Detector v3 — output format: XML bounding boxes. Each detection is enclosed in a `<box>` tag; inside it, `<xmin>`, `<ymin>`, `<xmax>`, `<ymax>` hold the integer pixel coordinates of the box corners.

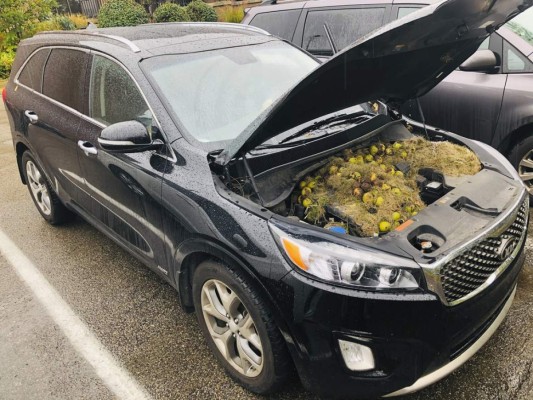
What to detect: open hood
<box><xmin>216</xmin><ymin>0</ymin><xmax>532</xmax><ymax>165</ymax></box>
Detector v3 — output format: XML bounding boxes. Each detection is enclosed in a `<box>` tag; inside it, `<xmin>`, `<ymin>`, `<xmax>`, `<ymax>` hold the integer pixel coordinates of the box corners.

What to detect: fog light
<box><xmin>338</xmin><ymin>339</ymin><xmax>375</xmax><ymax>371</ymax></box>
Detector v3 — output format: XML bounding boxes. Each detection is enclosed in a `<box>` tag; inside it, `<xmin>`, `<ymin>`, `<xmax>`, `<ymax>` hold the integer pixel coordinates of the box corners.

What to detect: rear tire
<box><xmin>509</xmin><ymin>136</ymin><xmax>533</xmax><ymax>202</ymax></box>
<box><xmin>21</xmin><ymin>151</ymin><xmax>73</xmax><ymax>225</ymax></box>
<box><xmin>192</xmin><ymin>260</ymin><xmax>290</xmax><ymax>394</ymax></box>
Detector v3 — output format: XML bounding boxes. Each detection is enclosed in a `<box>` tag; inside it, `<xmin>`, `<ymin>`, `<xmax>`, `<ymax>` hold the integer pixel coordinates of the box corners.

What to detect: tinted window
<box><xmin>303</xmin><ymin>8</ymin><xmax>385</xmax><ymax>56</ymax></box>
<box><xmin>89</xmin><ymin>55</ymin><xmax>151</xmax><ymax>127</ymax></box>
<box><xmin>18</xmin><ymin>48</ymin><xmax>50</xmax><ymax>92</ymax></box>
<box><xmin>249</xmin><ymin>10</ymin><xmax>301</xmax><ymax>41</ymax></box>
<box><xmin>504</xmin><ymin>41</ymin><xmax>533</xmax><ymax>73</ymax></box>
<box><xmin>42</xmin><ymin>49</ymin><xmax>90</xmax><ymax>112</ymax></box>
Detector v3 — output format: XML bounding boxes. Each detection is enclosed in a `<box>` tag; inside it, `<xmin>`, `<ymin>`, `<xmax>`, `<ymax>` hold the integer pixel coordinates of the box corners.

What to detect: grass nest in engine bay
<box><xmin>299</xmin><ymin>137</ymin><xmax>482</xmax><ymax>237</ymax></box>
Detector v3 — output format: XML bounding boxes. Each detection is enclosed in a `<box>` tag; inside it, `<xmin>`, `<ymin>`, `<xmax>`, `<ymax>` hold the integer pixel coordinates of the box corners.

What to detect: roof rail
<box><xmin>35</xmin><ymin>31</ymin><xmax>141</xmax><ymax>53</ymax></box>
<box><xmin>167</xmin><ymin>22</ymin><xmax>271</xmax><ymax>36</ymax></box>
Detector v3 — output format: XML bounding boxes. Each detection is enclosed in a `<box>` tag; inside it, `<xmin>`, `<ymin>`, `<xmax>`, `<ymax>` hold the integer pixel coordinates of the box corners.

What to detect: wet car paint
<box><xmin>3</xmin><ymin>14</ymin><xmax>532</xmax><ymax>398</ymax></box>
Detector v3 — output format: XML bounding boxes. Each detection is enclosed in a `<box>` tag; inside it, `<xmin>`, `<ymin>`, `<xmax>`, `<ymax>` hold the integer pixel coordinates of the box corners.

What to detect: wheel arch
<box><xmin>15</xmin><ymin>141</ymin><xmax>30</xmax><ymax>184</ymax></box>
<box><xmin>173</xmin><ymin>239</ymin><xmax>293</xmax><ymax>338</ymax></box>
<box><xmin>497</xmin><ymin>122</ymin><xmax>533</xmax><ymax>158</ymax></box>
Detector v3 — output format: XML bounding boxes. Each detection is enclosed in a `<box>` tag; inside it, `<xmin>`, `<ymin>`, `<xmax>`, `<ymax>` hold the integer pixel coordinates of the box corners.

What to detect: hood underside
<box><xmin>217</xmin><ymin>0</ymin><xmax>533</xmax><ymax>165</ymax></box>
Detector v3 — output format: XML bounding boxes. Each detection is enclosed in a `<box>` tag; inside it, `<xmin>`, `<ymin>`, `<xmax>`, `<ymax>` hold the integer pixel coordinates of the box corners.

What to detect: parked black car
<box><xmin>243</xmin><ymin>0</ymin><xmax>533</xmax><ymax>198</ymax></box>
<box><xmin>2</xmin><ymin>0</ymin><xmax>531</xmax><ymax>397</ymax></box>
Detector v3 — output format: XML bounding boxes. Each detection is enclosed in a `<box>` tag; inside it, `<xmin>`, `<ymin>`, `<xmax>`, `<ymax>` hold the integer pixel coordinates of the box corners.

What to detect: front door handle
<box><xmin>78</xmin><ymin>140</ymin><xmax>98</xmax><ymax>156</ymax></box>
<box><xmin>24</xmin><ymin>110</ymin><xmax>38</xmax><ymax>124</ymax></box>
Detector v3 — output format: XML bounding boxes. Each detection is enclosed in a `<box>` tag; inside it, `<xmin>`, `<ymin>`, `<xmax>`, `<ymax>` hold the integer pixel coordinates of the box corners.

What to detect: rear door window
<box><xmin>249</xmin><ymin>10</ymin><xmax>301</xmax><ymax>41</ymax></box>
<box><xmin>17</xmin><ymin>48</ymin><xmax>51</xmax><ymax>93</ymax></box>
<box><xmin>302</xmin><ymin>8</ymin><xmax>386</xmax><ymax>56</ymax></box>
<box><xmin>89</xmin><ymin>55</ymin><xmax>151</xmax><ymax>127</ymax></box>
<box><xmin>42</xmin><ymin>48</ymin><xmax>90</xmax><ymax>113</ymax></box>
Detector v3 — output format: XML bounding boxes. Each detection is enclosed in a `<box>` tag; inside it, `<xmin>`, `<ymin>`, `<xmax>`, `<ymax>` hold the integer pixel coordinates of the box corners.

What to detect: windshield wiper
<box><xmin>276</xmin><ymin>113</ymin><xmax>350</xmax><ymax>145</ymax></box>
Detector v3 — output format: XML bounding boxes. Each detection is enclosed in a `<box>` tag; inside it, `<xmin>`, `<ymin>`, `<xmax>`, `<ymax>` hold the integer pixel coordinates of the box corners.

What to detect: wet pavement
<box><xmin>0</xmin><ymin>106</ymin><xmax>532</xmax><ymax>400</ymax></box>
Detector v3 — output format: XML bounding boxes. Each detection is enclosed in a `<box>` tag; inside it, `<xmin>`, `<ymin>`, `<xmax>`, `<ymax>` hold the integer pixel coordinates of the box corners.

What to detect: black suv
<box><xmin>2</xmin><ymin>1</ymin><xmax>531</xmax><ymax>397</ymax></box>
<box><xmin>243</xmin><ymin>0</ymin><xmax>533</xmax><ymax>198</ymax></box>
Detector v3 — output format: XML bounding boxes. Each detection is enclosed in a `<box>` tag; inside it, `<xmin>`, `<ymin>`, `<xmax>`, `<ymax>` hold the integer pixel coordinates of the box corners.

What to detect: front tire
<box><xmin>21</xmin><ymin>151</ymin><xmax>73</xmax><ymax>225</ymax></box>
<box><xmin>192</xmin><ymin>260</ymin><xmax>290</xmax><ymax>394</ymax></box>
<box><xmin>509</xmin><ymin>136</ymin><xmax>533</xmax><ymax>201</ymax></box>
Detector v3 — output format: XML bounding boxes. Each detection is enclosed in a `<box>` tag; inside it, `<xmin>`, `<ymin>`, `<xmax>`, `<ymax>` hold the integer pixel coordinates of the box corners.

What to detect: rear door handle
<box><xmin>24</xmin><ymin>110</ymin><xmax>38</xmax><ymax>124</ymax></box>
<box><xmin>78</xmin><ymin>140</ymin><xmax>98</xmax><ymax>156</ymax></box>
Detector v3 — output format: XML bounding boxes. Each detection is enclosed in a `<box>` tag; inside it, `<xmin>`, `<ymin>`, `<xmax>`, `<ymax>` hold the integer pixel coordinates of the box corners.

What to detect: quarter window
<box><xmin>89</xmin><ymin>55</ymin><xmax>151</xmax><ymax>127</ymax></box>
<box><xmin>397</xmin><ymin>7</ymin><xmax>420</xmax><ymax>19</ymax></box>
<box><xmin>249</xmin><ymin>10</ymin><xmax>301</xmax><ymax>41</ymax></box>
<box><xmin>42</xmin><ymin>48</ymin><xmax>90</xmax><ymax>113</ymax></box>
<box><xmin>504</xmin><ymin>41</ymin><xmax>533</xmax><ymax>73</ymax></box>
<box><xmin>302</xmin><ymin>8</ymin><xmax>385</xmax><ymax>56</ymax></box>
<box><xmin>18</xmin><ymin>48</ymin><xmax>51</xmax><ymax>92</ymax></box>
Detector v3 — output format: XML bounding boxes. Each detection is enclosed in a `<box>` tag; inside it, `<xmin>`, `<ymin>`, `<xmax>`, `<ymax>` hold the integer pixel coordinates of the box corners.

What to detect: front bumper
<box><xmin>385</xmin><ymin>284</ymin><xmax>516</xmax><ymax>397</ymax></box>
<box><xmin>272</xmin><ymin>240</ymin><xmax>525</xmax><ymax>399</ymax></box>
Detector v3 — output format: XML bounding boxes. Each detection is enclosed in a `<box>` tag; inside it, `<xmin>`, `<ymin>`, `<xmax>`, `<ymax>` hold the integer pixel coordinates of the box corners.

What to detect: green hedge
<box><xmin>97</xmin><ymin>0</ymin><xmax>149</xmax><ymax>28</ymax></box>
<box><xmin>153</xmin><ymin>3</ymin><xmax>189</xmax><ymax>23</ymax></box>
<box><xmin>186</xmin><ymin>0</ymin><xmax>217</xmax><ymax>22</ymax></box>
<box><xmin>0</xmin><ymin>51</ymin><xmax>15</xmax><ymax>79</ymax></box>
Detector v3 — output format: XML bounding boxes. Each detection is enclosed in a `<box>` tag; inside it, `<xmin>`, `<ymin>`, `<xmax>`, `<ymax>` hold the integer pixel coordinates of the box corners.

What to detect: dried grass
<box><xmin>297</xmin><ymin>137</ymin><xmax>481</xmax><ymax>237</ymax></box>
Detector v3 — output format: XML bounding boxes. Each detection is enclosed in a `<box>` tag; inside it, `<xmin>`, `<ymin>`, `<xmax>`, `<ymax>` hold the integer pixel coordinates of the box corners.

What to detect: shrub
<box><xmin>216</xmin><ymin>6</ymin><xmax>244</xmax><ymax>23</ymax></box>
<box><xmin>0</xmin><ymin>50</ymin><xmax>15</xmax><ymax>79</ymax></box>
<box><xmin>153</xmin><ymin>3</ymin><xmax>190</xmax><ymax>23</ymax></box>
<box><xmin>97</xmin><ymin>0</ymin><xmax>149</xmax><ymax>28</ymax></box>
<box><xmin>33</xmin><ymin>15</ymin><xmax>77</xmax><ymax>35</ymax></box>
<box><xmin>0</xmin><ymin>0</ymin><xmax>57</xmax><ymax>52</ymax></box>
<box><xmin>34</xmin><ymin>19</ymin><xmax>63</xmax><ymax>33</ymax></box>
<box><xmin>68</xmin><ymin>13</ymin><xmax>89</xmax><ymax>29</ymax></box>
<box><xmin>186</xmin><ymin>0</ymin><xmax>217</xmax><ymax>22</ymax></box>
<box><xmin>54</xmin><ymin>15</ymin><xmax>77</xmax><ymax>30</ymax></box>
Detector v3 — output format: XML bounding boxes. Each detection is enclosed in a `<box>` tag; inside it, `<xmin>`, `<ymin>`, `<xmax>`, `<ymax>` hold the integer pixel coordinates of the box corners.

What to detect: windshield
<box><xmin>506</xmin><ymin>8</ymin><xmax>533</xmax><ymax>46</ymax></box>
<box><xmin>143</xmin><ymin>41</ymin><xmax>318</xmax><ymax>145</ymax></box>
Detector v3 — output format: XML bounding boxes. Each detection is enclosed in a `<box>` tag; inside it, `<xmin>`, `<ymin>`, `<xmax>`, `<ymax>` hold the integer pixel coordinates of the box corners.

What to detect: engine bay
<box><xmin>217</xmin><ymin>118</ymin><xmax>485</xmax><ymax>240</ymax></box>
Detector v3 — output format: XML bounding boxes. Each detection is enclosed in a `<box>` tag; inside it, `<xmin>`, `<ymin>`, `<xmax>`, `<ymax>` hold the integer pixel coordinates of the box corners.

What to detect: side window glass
<box><xmin>504</xmin><ymin>41</ymin><xmax>533</xmax><ymax>73</ymax></box>
<box><xmin>303</xmin><ymin>8</ymin><xmax>385</xmax><ymax>56</ymax></box>
<box><xmin>249</xmin><ymin>10</ymin><xmax>301</xmax><ymax>41</ymax></box>
<box><xmin>89</xmin><ymin>55</ymin><xmax>152</xmax><ymax>128</ymax></box>
<box><xmin>397</xmin><ymin>7</ymin><xmax>420</xmax><ymax>19</ymax></box>
<box><xmin>478</xmin><ymin>37</ymin><xmax>490</xmax><ymax>51</ymax></box>
<box><xmin>18</xmin><ymin>48</ymin><xmax>51</xmax><ymax>92</ymax></box>
<box><xmin>42</xmin><ymin>49</ymin><xmax>90</xmax><ymax>112</ymax></box>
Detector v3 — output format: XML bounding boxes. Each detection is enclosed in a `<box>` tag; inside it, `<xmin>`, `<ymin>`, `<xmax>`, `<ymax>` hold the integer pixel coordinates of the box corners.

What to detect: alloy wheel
<box><xmin>519</xmin><ymin>149</ymin><xmax>533</xmax><ymax>195</ymax></box>
<box><xmin>26</xmin><ymin>160</ymin><xmax>52</xmax><ymax>216</ymax></box>
<box><xmin>200</xmin><ymin>279</ymin><xmax>264</xmax><ymax>377</ymax></box>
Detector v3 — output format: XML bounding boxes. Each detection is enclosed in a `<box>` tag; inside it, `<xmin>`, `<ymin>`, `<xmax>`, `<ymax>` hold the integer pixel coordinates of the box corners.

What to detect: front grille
<box><xmin>440</xmin><ymin>199</ymin><xmax>528</xmax><ymax>304</ymax></box>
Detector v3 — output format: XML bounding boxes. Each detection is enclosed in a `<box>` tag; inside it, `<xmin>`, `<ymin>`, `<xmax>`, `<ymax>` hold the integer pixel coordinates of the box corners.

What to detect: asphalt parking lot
<box><xmin>0</xmin><ymin>106</ymin><xmax>532</xmax><ymax>400</ymax></box>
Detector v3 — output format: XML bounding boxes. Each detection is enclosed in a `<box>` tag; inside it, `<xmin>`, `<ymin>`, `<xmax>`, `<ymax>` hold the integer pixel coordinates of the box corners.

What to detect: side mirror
<box><xmin>459</xmin><ymin>50</ymin><xmax>500</xmax><ymax>72</ymax></box>
<box><xmin>98</xmin><ymin>120</ymin><xmax>161</xmax><ymax>153</ymax></box>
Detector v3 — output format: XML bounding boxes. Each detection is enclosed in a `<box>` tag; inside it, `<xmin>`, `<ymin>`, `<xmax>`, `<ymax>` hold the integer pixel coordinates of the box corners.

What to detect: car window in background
<box><xmin>17</xmin><ymin>48</ymin><xmax>51</xmax><ymax>93</ymax></box>
<box><xmin>303</xmin><ymin>8</ymin><xmax>386</xmax><ymax>56</ymax></box>
<box><xmin>506</xmin><ymin>7</ymin><xmax>533</xmax><ymax>45</ymax></box>
<box><xmin>503</xmin><ymin>40</ymin><xmax>533</xmax><ymax>73</ymax></box>
<box><xmin>478</xmin><ymin>37</ymin><xmax>490</xmax><ymax>50</ymax></box>
<box><xmin>143</xmin><ymin>41</ymin><xmax>318</xmax><ymax>145</ymax></box>
<box><xmin>397</xmin><ymin>7</ymin><xmax>420</xmax><ymax>19</ymax></box>
<box><xmin>89</xmin><ymin>55</ymin><xmax>151</xmax><ymax>127</ymax></box>
<box><xmin>42</xmin><ymin>49</ymin><xmax>90</xmax><ymax>112</ymax></box>
<box><xmin>249</xmin><ymin>10</ymin><xmax>301</xmax><ymax>41</ymax></box>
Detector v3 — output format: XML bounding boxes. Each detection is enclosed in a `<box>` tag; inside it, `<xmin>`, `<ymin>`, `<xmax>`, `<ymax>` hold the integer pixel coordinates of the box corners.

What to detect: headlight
<box><xmin>269</xmin><ymin>220</ymin><xmax>420</xmax><ymax>290</ymax></box>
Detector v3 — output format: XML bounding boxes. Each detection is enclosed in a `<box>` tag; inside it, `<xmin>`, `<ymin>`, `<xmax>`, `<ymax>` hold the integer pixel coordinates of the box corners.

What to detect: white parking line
<box><xmin>0</xmin><ymin>229</ymin><xmax>152</xmax><ymax>400</ymax></box>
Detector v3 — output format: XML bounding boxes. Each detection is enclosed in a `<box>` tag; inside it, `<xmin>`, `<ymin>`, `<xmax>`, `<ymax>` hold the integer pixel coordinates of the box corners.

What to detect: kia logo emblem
<box><xmin>496</xmin><ymin>237</ymin><xmax>518</xmax><ymax>261</ymax></box>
